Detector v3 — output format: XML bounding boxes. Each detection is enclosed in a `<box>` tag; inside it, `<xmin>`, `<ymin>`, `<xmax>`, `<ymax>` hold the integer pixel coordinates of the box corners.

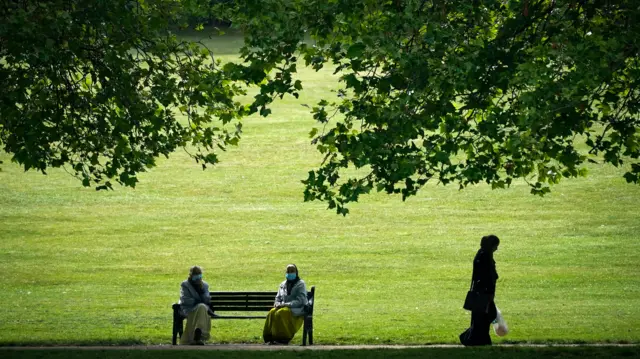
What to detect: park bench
<box><xmin>172</xmin><ymin>286</ymin><xmax>315</xmax><ymax>346</ymax></box>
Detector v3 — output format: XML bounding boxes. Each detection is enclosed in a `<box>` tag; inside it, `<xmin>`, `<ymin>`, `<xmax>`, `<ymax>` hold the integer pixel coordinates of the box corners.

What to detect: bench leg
<box><xmin>172</xmin><ymin>310</ymin><xmax>184</xmax><ymax>345</ymax></box>
<box><xmin>172</xmin><ymin>317</ymin><xmax>179</xmax><ymax>345</ymax></box>
<box><xmin>303</xmin><ymin>316</ymin><xmax>313</xmax><ymax>346</ymax></box>
<box><xmin>303</xmin><ymin>323</ymin><xmax>308</xmax><ymax>346</ymax></box>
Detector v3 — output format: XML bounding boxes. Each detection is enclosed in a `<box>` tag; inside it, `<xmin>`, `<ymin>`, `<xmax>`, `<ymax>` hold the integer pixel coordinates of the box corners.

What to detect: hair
<box><xmin>480</xmin><ymin>235</ymin><xmax>500</xmax><ymax>250</ymax></box>
<box><xmin>286</xmin><ymin>263</ymin><xmax>299</xmax><ymax>278</ymax></box>
<box><xmin>189</xmin><ymin>265</ymin><xmax>203</xmax><ymax>278</ymax></box>
<box><xmin>188</xmin><ymin>265</ymin><xmax>205</xmax><ymax>294</ymax></box>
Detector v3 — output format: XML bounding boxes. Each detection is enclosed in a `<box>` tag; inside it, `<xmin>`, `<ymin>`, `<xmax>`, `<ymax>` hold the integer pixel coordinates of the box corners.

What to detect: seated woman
<box><xmin>179</xmin><ymin>265</ymin><xmax>211</xmax><ymax>345</ymax></box>
<box><xmin>263</xmin><ymin>264</ymin><xmax>308</xmax><ymax>345</ymax></box>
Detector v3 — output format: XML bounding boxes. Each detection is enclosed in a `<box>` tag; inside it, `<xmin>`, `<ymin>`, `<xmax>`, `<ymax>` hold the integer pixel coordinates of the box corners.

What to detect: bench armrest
<box><xmin>304</xmin><ymin>286</ymin><xmax>315</xmax><ymax>316</ymax></box>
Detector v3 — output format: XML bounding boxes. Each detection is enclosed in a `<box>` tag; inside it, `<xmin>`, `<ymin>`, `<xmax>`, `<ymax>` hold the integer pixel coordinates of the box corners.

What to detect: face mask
<box><xmin>191</xmin><ymin>274</ymin><xmax>203</xmax><ymax>281</ymax></box>
<box><xmin>285</xmin><ymin>273</ymin><xmax>296</xmax><ymax>281</ymax></box>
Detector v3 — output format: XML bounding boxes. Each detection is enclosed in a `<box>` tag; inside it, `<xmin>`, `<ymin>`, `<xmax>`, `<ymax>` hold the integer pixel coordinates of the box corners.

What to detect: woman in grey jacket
<box><xmin>263</xmin><ymin>264</ymin><xmax>308</xmax><ymax>344</ymax></box>
<box><xmin>179</xmin><ymin>265</ymin><xmax>211</xmax><ymax>345</ymax></box>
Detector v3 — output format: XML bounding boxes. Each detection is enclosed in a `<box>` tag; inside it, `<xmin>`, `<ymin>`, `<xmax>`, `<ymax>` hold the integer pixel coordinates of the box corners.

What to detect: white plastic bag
<box><xmin>492</xmin><ymin>307</ymin><xmax>509</xmax><ymax>337</ymax></box>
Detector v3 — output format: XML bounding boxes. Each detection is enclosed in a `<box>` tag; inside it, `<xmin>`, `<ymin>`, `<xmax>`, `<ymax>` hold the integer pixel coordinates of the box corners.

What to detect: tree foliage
<box><xmin>230</xmin><ymin>0</ymin><xmax>640</xmax><ymax>214</ymax></box>
<box><xmin>2</xmin><ymin>0</ymin><xmax>639</xmax><ymax>215</ymax></box>
<box><xmin>0</xmin><ymin>0</ymin><xmax>245</xmax><ymax>189</ymax></box>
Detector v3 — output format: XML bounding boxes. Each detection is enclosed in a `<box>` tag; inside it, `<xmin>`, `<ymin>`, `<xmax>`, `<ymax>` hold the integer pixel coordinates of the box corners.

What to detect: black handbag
<box><xmin>463</xmin><ymin>279</ymin><xmax>490</xmax><ymax>312</ymax></box>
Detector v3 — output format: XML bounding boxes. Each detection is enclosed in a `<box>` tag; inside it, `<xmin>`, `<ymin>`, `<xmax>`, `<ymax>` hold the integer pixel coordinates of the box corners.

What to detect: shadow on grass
<box><xmin>0</xmin><ymin>339</ymin><xmax>145</xmax><ymax>347</ymax></box>
<box><xmin>1</xmin><ymin>338</ymin><xmax>637</xmax><ymax>346</ymax></box>
<box><xmin>175</xmin><ymin>27</ymin><xmax>245</xmax><ymax>56</ymax></box>
<box><xmin>1</xmin><ymin>347</ymin><xmax>639</xmax><ymax>359</ymax></box>
<box><xmin>174</xmin><ymin>25</ymin><xmax>317</xmax><ymax>57</ymax></box>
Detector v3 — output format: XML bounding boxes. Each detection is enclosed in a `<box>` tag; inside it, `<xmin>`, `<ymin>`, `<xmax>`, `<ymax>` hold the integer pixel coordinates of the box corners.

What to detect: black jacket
<box><xmin>471</xmin><ymin>248</ymin><xmax>499</xmax><ymax>295</ymax></box>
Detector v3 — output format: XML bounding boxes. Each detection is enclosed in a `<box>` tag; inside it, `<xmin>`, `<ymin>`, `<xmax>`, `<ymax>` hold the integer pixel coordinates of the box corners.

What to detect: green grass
<box><xmin>0</xmin><ymin>32</ymin><xmax>639</xmax><ymax>346</ymax></box>
<box><xmin>2</xmin><ymin>347</ymin><xmax>640</xmax><ymax>359</ymax></box>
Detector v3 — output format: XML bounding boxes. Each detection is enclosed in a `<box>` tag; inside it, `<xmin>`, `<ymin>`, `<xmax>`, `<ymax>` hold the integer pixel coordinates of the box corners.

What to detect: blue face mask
<box><xmin>285</xmin><ymin>273</ymin><xmax>296</xmax><ymax>281</ymax></box>
<box><xmin>191</xmin><ymin>274</ymin><xmax>203</xmax><ymax>281</ymax></box>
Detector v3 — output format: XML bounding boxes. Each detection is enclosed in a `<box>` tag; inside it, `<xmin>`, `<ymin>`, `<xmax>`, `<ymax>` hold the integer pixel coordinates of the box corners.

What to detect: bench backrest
<box><xmin>210</xmin><ymin>291</ymin><xmax>276</xmax><ymax>312</ymax></box>
<box><xmin>210</xmin><ymin>286</ymin><xmax>316</xmax><ymax>313</ymax></box>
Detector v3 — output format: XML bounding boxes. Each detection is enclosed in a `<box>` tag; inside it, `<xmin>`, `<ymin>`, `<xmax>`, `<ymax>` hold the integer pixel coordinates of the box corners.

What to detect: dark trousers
<box><xmin>460</xmin><ymin>301</ymin><xmax>496</xmax><ymax>346</ymax></box>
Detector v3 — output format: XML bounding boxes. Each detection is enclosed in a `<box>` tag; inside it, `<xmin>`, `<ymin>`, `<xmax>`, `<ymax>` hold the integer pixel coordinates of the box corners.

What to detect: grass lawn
<box><xmin>2</xmin><ymin>347</ymin><xmax>640</xmax><ymax>359</ymax></box>
<box><xmin>0</xmin><ymin>31</ymin><xmax>639</xmax><ymax>346</ymax></box>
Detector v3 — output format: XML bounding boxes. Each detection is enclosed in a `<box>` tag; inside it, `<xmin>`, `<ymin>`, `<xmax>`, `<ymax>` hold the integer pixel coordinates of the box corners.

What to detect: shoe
<box><xmin>193</xmin><ymin>328</ymin><xmax>203</xmax><ymax>345</ymax></box>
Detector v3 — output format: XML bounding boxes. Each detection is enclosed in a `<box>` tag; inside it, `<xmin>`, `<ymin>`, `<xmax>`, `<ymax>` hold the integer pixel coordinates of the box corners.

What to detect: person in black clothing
<box><xmin>460</xmin><ymin>235</ymin><xmax>500</xmax><ymax>346</ymax></box>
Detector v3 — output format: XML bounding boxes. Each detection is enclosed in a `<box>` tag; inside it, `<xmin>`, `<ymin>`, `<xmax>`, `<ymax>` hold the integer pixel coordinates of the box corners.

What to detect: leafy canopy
<box><xmin>1</xmin><ymin>0</ymin><xmax>639</xmax><ymax>216</ymax></box>
<box><xmin>230</xmin><ymin>0</ymin><xmax>640</xmax><ymax>215</ymax></box>
<box><xmin>0</xmin><ymin>0</ymin><xmax>245</xmax><ymax>189</ymax></box>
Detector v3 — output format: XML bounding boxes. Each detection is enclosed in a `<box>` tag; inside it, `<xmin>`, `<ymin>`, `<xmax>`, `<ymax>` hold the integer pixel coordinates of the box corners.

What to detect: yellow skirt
<box><xmin>262</xmin><ymin>307</ymin><xmax>304</xmax><ymax>343</ymax></box>
<box><xmin>180</xmin><ymin>303</ymin><xmax>211</xmax><ymax>344</ymax></box>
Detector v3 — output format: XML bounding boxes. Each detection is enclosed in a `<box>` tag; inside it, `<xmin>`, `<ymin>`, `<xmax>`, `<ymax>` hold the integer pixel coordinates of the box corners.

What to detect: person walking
<box><xmin>460</xmin><ymin>235</ymin><xmax>500</xmax><ymax>346</ymax></box>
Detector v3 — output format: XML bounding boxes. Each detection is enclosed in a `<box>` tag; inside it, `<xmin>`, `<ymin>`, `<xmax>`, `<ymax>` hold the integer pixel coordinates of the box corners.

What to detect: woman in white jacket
<box><xmin>263</xmin><ymin>264</ymin><xmax>308</xmax><ymax>344</ymax></box>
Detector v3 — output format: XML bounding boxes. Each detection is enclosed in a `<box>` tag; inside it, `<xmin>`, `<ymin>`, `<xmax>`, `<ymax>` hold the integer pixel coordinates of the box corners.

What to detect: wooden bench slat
<box><xmin>212</xmin><ymin>304</ymin><xmax>274</xmax><ymax>309</ymax></box>
<box><xmin>211</xmin><ymin>301</ymin><xmax>274</xmax><ymax>306</ymax></box>
<box><xmin>213</xmin><ymin>315</ymin><xmax>267</xmax><ymax>319</ymax></box>
<box><xmin>211</xmin><ymin>296</ymin><xmax>275</xmax><ymax>301</ymax></box>
<box><xmin>212</xmin><ymin>294</ymin><xmax>275</xmax><ymax>298</ymax></box>
<box><xmin>211</xmin><ymin>306</ymin><xmax>273</xmax><ymax>311</ymax></box>
<box><xmin>210</xmin><ymin>291</ymin><xmax>276</xmax><ymax>296</ymax></box>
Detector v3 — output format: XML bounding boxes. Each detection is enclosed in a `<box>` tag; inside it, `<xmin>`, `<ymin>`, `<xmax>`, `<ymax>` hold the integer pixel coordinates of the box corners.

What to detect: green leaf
<box><xmin>346</xmin><ymin>42</ymin><xmax>366</xmax><ymax>58</ymax></box>
<box><xmin>309</xmin><ymin>128</ymin><xmax>319</xmax><ymax>138</ymax></box>
<box><xmin>623</xmin><ymin>172</ymin><xmax>637</xmax><ymax>183</ymax></box>
<box><xmin>578</xmin><ymin>168</ymin><xmax>588</xmax><ymax>177</ymax></box>
<box><xmin>259</xmin><ymin>107</ymin><xmax>272</xmax><ymax>117</ymax></box>
<box><xmin>204</xmin><ymin>153</ymin><xmax>218</xmax><ymax>164</ymax></box>
<box><xmin>435</xmin><ymin>151</ymin><xmax>450</xmax><ymax>164</ymax></box>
